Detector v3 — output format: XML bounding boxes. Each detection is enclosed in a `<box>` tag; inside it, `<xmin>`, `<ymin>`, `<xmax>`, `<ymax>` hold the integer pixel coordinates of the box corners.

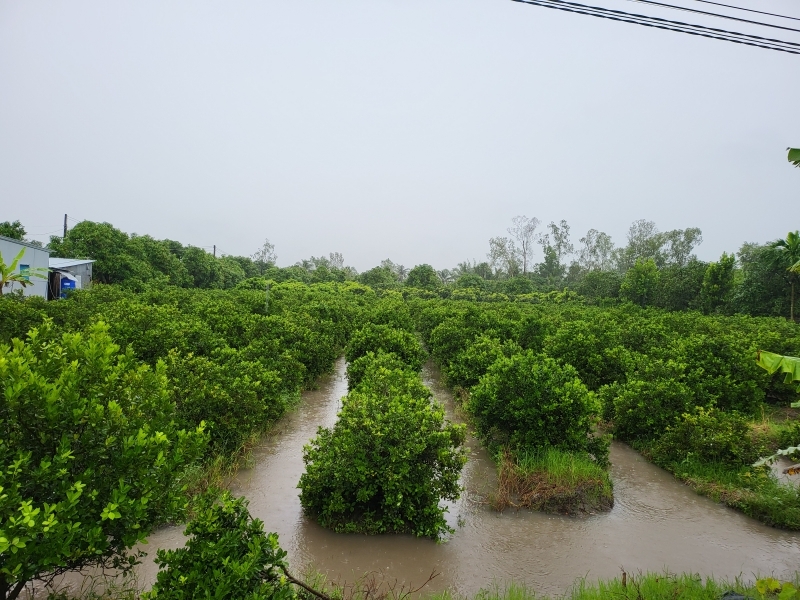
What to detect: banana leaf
<box><xmin>790</xmin><ymin>148</ymin><xmax>800</xmax><ymax>167</ymax></box>
<box><xmin>753</xmin><ymin>351</ymin><xmax>800</xmax><ymax>469</ymax></box>
<box><xmin>756</xmin><ymin>350</ymin><xmax>800</xmax><ymax>384</ymax></box>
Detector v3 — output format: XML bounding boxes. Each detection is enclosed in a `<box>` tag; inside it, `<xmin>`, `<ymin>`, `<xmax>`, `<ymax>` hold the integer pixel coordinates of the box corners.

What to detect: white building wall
<box><xmin>0</xmin><ymin>236</ymin><xmax>50</xmax><ymax>299</ymax></box>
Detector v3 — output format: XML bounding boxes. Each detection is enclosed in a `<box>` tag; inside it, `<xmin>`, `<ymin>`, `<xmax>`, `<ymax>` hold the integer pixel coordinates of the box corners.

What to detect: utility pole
<box><xmin>63</xmin><ymin>214</ymin><xmax>68</xmax><ymax>239</ymax></box>
<box><xmin>213</xmin><ymin>245</ymin><xmax>216</xmax><ymax>258</ymax></box>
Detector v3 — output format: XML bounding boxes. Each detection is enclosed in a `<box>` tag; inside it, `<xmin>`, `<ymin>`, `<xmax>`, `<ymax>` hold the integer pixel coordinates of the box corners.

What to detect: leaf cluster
<box><xmin>144</xmin><ymin>492</ymin><xmax>294</xmax><ymax>600</ymax></box>
<box><xmin>0</xmin><ymin>322</ymin><xmax>207</xmax><ymax>597</ymax></box>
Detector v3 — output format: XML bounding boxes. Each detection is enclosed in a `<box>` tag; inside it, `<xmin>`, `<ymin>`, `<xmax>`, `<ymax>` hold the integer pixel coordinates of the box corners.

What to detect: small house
<box><xmin>49</xmin><ymin>258</ymin><xmax>95</xmax><ymax>297</ymax></box>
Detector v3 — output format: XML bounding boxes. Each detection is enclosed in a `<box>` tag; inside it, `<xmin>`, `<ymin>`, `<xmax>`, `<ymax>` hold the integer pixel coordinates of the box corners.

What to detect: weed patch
<box><xmin>492</xmin><ymin>448</ymin><xmax>613</xmax><ymax>514</ymax></box>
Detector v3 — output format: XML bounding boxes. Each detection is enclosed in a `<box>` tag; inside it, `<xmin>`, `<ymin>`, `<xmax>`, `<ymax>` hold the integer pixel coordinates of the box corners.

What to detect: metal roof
<box><xmin>49</xmin><ymin>258</ymin><xmax>95</xmax><ymax>268</ymax></box>
<box><xmin>0</xmin><ymin>235</ymin><xmax>51</xmax><ymax>252</ymax></box>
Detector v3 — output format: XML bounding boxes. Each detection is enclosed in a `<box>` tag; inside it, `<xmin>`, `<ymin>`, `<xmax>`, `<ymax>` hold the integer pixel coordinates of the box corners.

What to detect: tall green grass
<box><xmin>655</xmin><ymin>454</ymin><xmax>800</xmax><ymax>530</ymax></box>
<box><xmin>494</xmin><ymin>448</ymin><xmax>612</xmax><ymax>513</ymax></box>
<box><xmin>429</xmin><ymin>572</ymin><xmax>775</xmax><ymax>600</ymax></box>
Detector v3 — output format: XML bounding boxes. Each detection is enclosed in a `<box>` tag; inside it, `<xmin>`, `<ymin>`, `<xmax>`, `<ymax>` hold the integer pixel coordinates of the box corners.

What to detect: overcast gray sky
<box><xmin>1</xmin><ymin>0</ymin><xmax>797</xmax><ymax>271</ymax></box>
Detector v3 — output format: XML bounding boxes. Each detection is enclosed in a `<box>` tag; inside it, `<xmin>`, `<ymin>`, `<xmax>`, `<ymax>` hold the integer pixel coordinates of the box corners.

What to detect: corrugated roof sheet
<box><xmin>0</xmin><ymin>235</ymin><xmax>51</xmax><ymax>252</ymax></box>
<box><xmin>49</xmin><ymin>258</ymin><xmax>95</xmax><ymax>268</ymax></box>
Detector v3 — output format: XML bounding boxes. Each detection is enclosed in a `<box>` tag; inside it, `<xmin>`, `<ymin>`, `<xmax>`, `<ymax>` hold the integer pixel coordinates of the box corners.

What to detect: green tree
<box><xmin>614</xmin><ymin>220</ymin><xmax>664</xmax><ymax>270</ymax></box>
<box><xmin>573</xmin><ymin>270</ymin><xmax>622</xmax><ymax>301</ymax></box>
<box><xmin>770</xmin><ymin>231</ymin><xmax>800</xmax><ymax>321</ymax></box>
<box><xmin>182</xmin><ymin>246</ymin><xmax>222</xmax><ymax>288</ymax></box>
<box><xmin>218</xmin><ymin>256</ymin><xmax>248</xmax><ymax>289</ymax></box>
<box><xmin>500</xmin><ymin>276</ymin><xmax>535</xmax><ymax>295</ymax></box>
<box><xmin>731</xmin><ymin>242</ymin><xmax>790</xmax><ymax>317</ymax></box>
<box><xmin>577</xmin><ymin>229</ymin><xmax>615</xmax><ymax>271</ymax></box>
<box><xmin>0</xmin><ymin>222</ymin><xmax>25</xmax><ymax>241</ymax></box>
<box><xmin>619</xmin><ymin>258</ymin><xmax>660</xmax><ymax>307</ymax></box>
<box><xmin>251</xmin><ymin>239</ymin><xmax>277</xmax><ymax>276</ymax></box>
<box><xmin>534</xmin><ymin>246</ymin><xmax>566</xmax><ymax>283</ymax></box>
<box><xmin>454</xmin><ymin>273</ymin><xmax>486</xmax><ymax>289</ymax></box>
<box><xmin>652</xmin><ymin>259</ymin><xmax>706</xmax><ymax>311</ymax></box>
<box><xmin>405</xmin><ymin>264</ymin><xmax>440</xmax><ymax>290</ymax></box>
<box><xmin>126</xmin><ymin>235</ymin><xmax>192</xmax><ymax>287</ymax></box>
<box><xmin>358</xmin><ymin>266</ymin><xmax>399</xmax><ymax>289</ymax></box>
<box><xmin>49</xmin><ymin>221</ymin><xmax>151</xmax><ymax>285</ymax></box>
<box><xmin>700</xmin><ymin>252</ymin><xmax>736</xmax><ymax>314</ymax></box>
<box><xmin>0</xmin><ymin>322</ymin><xmax>207</xmax><ymax>600</ymax></box>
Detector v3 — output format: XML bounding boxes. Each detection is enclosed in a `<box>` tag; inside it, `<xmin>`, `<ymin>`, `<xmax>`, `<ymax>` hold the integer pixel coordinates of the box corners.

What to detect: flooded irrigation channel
<box><xmin>136</xmin><ymin>358</ymin><xmax>798</xmax><ymax>597</ymax></box>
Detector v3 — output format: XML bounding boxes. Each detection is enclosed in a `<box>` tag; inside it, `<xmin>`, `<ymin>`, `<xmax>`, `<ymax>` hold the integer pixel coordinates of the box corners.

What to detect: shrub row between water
<box><xmin>411</xmin><ymin>297</ymin><xmax>800</xmax><ymax>524</ymax></box>
<box><xmin>299</xmin><ymin>299</ymin><xmax>467</xmax><ymax>538</ymax></box>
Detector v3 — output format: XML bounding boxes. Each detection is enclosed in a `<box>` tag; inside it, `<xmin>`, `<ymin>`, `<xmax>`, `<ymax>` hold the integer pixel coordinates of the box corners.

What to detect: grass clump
<box><xmin>429</xmin><ymin>572</ymin><xmax>774</xmax><ymax>600</ymax></box>
<box><xmin>493</xmin><ymin>448</ymin><xmax>613</xmax><ymax>514</ymax></box>
<box><xmin>652</xmin><ymin>454</ymin><xmax>800</xmax><ymax>530</ymax></box>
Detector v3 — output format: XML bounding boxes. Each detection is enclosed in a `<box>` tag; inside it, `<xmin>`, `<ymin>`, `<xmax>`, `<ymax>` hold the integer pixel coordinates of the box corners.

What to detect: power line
<box><xmin>510</xmin><ymin>0</ymin><xmax>800</xmax><ymax>54</ymax></box>
<box><xmin>26</xmin><ymin>229</ymin><xmax>63</xmax><ymax>235</ymax></box>
<box><xmin>626</xmin><ymin>0</ymin><xmax>800</xmax><ymax>33</ymax></box>
<box><xmin>689</xmin><ymin>0</ymin><xmax>800</xmax><ymax>23</ymax></box>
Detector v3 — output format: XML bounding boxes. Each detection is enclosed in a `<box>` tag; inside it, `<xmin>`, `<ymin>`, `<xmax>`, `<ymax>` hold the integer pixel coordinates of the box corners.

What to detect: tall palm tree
<box><xmin>789</xmin><ymin>148</ymin><xmax>800</xmax><ymax>168</ymax></box>
<box><xmin>770</xmin><ymin>231</ymin><xmax>800</xmax><ymax>322</ymax></box>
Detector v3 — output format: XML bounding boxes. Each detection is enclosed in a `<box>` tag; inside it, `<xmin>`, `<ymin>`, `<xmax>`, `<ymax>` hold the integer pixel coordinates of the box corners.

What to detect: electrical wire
<box><xmin>689</xmin><ymin>0</ymin><xmax>800</xmax><ymax>23</ymax></box>
<box><xmin>626</xmin><ymin>0</ymin><xmax>800</xmax><ymax>33</ymax></box>
<box><xmin>26</xmin><ymin>229</ymin><xmax>63</xmax><ymax>236</ymax></box>
<box><xmin>511</xmin><ymin>0</ymin><xmax>800</xmax><ymax>54</ymax></box>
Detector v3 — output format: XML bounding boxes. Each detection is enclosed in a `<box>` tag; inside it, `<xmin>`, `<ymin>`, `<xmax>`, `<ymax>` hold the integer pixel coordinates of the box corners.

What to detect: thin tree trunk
<box><xmin>7</xmin><ymin>581</ymin><xmax>26</xmax><ymax>600</ymax></box>
<box><xmin>792</xmin><ymin>281</ymin><xmax>795</xmax><ymax>323</ymax></box>
<box><xmin>2</xmin><ymin>579</ymin><xmax>27</xmax><ymax>600</ymax></box>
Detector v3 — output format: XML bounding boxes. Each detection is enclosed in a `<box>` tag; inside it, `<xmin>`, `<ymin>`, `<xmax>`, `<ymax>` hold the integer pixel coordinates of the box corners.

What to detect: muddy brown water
<box><xmin>46</xmin><ymin>358</ymin><xmax>800</xmax><ymax>598</ymax></box>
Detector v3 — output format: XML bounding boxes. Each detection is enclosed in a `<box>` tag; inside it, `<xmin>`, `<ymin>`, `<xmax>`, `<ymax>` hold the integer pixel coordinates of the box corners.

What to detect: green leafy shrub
<box><xmin>345</xmin><ymin>350</ymin><xmax>410</xmax><ymax>391</ymax></box>
<box><xmin>543</xmin><ymin>319</ymin><xmax>628</xmax><ymax>390</ymax></box>
<box><xmin>427</xmin><ymin>317</ymin><xmax>475</xmax><ymax>368</ymax></box>
<box><xmin>0</xmin><ymin>295</ymin><xmax>47</xmax><ymax>344</ymax></box>
<box><xmin>611</xmin><ymin>360</ymin><xmax>696</xmax><ymax>443</ymax></box>
<box><xmin>345</xmin><ymin>324</ymin><xmax>425</xmax><ymax>372</ymax></box>
<box><xmin>298</xmin><ymin>364</ymin><xmax>466</xmax><ymax>538</ymax></box>
<box><xmin>144</xmin><ymin>491</ymin><xmax>293</xmax><ymax>600</ymax></box>
<box><xmin>0</xmin><ymin>322</ymin><xmax>207</xmax><ymax>599</ymax></box>
<box><xmin>166</xmin><ymin>350</ymin><xmax>285</xmax><ymax>457</ymax></box>
<box><xmin>652</xmin><ymin>407</ymin><xmax>759</xmax><ymax>467</ymax></box>
<box><xmin>468</xmin><ymin>351</ymin><xmax>601</xmax><ymax>457</ymax></box>
<box><xmin>666</xmin><ymin>333</ymin><xmax>764</xmax><ymax>415</ymax></box>
<box><xmin>619</xmin><ymin>258</ymin><xmax>660</xmax><ymax>307</ymax></box>
<box><xmin>515</xmin><ymin>313</ymin><xmax>549</xmax><ymax>352</ymax></box>
<box><xmin>367</xmin><ymin>296</ymin><xmax>415</xmax><ymax>332</ymax></box>
<box><xmin>445</xmin><ymin>335</ymin><xmax>521</xmax><ymax>390</ymax></box>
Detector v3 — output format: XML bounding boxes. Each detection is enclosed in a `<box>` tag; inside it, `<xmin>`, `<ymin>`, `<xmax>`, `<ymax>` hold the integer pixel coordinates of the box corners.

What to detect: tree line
<box><xmin>2</xmin><ymin>217</ymin><xmax>798</xmax><ymax>320</ymax></box>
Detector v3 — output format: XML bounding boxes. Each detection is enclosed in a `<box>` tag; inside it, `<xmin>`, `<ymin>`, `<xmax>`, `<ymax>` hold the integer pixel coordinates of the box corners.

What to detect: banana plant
<box><xmin>757</xmin><ymin>350</ymin><xmax>800</xmax><ymax>399</ymax></box>
<box><xmin>0</xmin><ymin>248</ymin><xmax>48</xmax><ymax>296</ymax></box>
<box><xmin>753</xmin><ymin>350</ymin><xmax>800</xmax><ymax>470</ymax></box>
